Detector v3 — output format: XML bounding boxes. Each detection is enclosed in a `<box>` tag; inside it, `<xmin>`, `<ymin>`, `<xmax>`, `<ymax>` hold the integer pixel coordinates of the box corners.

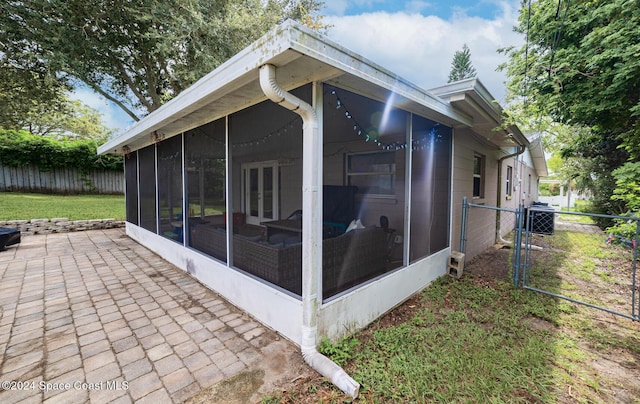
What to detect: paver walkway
<box><xmin>0</xmin><ymin>228</ymin><xmax>304</xmax><ymax>403</ymax></box>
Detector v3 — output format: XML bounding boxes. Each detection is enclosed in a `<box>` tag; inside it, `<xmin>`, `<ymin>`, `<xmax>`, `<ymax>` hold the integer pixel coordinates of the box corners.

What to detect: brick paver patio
<box><xmin>0</xmin><ymin>228</ymin><xmax>301</xmax><ymax>403</ymax></box>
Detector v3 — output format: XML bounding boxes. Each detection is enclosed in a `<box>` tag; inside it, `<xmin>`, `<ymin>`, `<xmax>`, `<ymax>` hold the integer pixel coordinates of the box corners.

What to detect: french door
<box><xmin>243</xmin><ymin>161</ymin><xmax>279</xmax><ymax>225</ymax></box>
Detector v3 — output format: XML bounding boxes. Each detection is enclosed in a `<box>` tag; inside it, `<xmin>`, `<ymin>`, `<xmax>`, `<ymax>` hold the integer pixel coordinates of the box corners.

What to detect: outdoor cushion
<box><xmin>0</xmin><ymin>227</ymin><xmax>20</xmax><ymax>251</ymax></box>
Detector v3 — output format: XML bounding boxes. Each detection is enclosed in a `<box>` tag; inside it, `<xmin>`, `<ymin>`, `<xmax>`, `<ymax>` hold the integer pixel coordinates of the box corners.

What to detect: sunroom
<box><xmin>98</xmin><ymin>20</ymin><xmax>500</xmax><ymax>352</ymax></box>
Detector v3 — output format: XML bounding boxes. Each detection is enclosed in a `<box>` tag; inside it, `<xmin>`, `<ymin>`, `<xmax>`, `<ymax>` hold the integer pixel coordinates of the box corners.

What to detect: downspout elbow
<box><xmin>259</xmin><ymin>64</ymin><xmax>315</xmax><ymax>123</ymax></box>
<box><xmin>301</xmin><ymin>344</ymin><xmax>360</xmax><ymax>398</ymax></box>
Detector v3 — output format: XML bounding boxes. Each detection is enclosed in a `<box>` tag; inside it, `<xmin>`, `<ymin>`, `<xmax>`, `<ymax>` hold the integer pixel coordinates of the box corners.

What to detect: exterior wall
<box><xmin>451</xmin><ymin>129</ymin><xmax>501</xmax><ymax>260</ymax></box>
<box><xmin>452</xmin><ymin>133</ymin><xmax>543</xmax><ymax>260</ymax></box>
<box><xmin>513</xmin><ymin>148</ymin><xmax>540</xmax><ymax>206</ymax></box>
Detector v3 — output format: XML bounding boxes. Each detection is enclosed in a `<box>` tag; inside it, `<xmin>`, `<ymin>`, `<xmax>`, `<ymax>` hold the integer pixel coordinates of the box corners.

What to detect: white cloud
<box><xmin>324</xmin><ymin>1</ymin><xmax>523</xmax><ymax>104</ymax></box>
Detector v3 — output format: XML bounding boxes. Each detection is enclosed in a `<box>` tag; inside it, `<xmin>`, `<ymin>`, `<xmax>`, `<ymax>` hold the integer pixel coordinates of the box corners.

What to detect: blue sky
<box><xmin>323</xmin><ymin>0</ymin><xmax>507</xmax><ymax>19</ymax></box>
<box><xmin>80</xmin><ymin>0</ymin><xmax>523</xmax><ymax>132</ymax></box>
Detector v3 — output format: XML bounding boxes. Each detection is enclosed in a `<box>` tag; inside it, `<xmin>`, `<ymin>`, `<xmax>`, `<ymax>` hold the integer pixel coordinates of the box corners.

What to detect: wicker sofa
<box><xmin>189</xmin><ymin>222</ymin><xmax>387</xmax><ymax>298</ymax></box>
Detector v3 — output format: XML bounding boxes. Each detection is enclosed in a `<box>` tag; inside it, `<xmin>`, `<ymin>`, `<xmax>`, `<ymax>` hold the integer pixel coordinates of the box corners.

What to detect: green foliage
<box><xmin>606</xmin><ymin>162</ymin><xmax>640</xmax><ymax>239</ymax></box>
<box><xmin>447</xmin><ymin>44</ymin><xmax>477</xmax><ymax>82</ymax></box>
<box><xmin>501</xmin><ymin>0</ymin><xmax>640</xmax><ymax>219</ymax></box>
<box><xmin>503</xmin><ymin>0</ymin><xmax>640</xmax><ymax>133</ymax></box>
<box><xmin>0</xmin><ymin>55</ymin><xmax>70</xmax><ymax>130</ymax></box>
<box><xmin>0</xmin><ymin>0</ymin><xmax>324</xmax><ymax>120</ymax></box>
<box><xmin>611</xmin><ymin>162</ymin><xmax>640</xmax><ymax>211</ymax></box>
<box><xmin>318</xmin><ymin>336</ymin><xmax>360</xmax><ymax>367</ymax></box>
<box><xmin>539</xmin><ymin>182</ymin><xmax>561</xmax><ymax>196</ymax></box>
<box><xmin>21</xmin><ymin>97</ymin><xmax>115</xmax><ymax>141</ymax></box>
<box><xmin>0</xmin><ymin>129</ymin><xmax>122</xmax><ymax>174</ymax></box>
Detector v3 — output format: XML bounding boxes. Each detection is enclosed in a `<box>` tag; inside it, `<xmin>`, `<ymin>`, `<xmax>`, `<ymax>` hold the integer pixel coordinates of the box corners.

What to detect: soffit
<box><xmin>430</xmin><ymin>78</ymin><xmax>528</xmax><ymax>149</ymax></box>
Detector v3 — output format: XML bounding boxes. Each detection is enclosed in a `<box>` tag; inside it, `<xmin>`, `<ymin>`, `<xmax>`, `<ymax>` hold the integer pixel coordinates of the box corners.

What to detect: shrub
<box><xmin>0</xmin><ymin>129</ymin><xmax>122</xmax><ymax>174</ymax></box>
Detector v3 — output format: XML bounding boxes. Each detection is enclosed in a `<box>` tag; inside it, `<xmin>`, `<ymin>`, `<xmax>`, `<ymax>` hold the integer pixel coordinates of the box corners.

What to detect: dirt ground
<box><xmin>185</xmin><ymin>332</ymin><xmax>314</xmax><ymax>404</ymax></box>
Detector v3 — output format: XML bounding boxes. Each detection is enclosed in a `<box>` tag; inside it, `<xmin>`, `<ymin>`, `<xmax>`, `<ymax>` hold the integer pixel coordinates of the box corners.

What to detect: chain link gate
<box><xmin>461</xmin><ymin>197</ymin><xmax>640</xmax><ymax>321</ymax></box>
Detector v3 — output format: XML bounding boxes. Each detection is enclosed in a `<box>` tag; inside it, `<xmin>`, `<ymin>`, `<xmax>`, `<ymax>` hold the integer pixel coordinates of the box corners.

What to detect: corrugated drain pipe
<box><xmin>496</xmin><ymin>145</ymin><xmax>526</xmax><ymax>245</ymax></box>
<box><xmin>259</xmin><ymin>64</ymin><xmax>360</xmax><ymax>399</ymax></box>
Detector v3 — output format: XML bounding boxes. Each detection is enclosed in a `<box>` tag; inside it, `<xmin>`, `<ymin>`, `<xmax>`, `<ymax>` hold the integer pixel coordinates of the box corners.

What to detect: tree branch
<box><xmin>87</xmin><ymin>83</ymin><xmax>140</xmax><ymax>122</ymax></box>
<box><xmin>112</xmin><ymin>58</ymin><xmax>154</xmax><ymax>112</ymax></box>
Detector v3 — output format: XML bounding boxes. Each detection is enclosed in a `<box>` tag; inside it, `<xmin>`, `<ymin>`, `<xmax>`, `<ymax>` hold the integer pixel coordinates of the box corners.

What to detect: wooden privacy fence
<box><xmin>0</xmin><ymin>164</ymin><xmax>124</xmax><ymax>194</ymax></box>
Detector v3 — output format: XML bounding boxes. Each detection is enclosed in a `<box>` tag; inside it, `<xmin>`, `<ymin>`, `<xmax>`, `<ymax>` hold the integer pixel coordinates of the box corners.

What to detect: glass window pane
<box><xmin>473</xmin><ymin>177</ymin><xmax>481</xmax><ymax>198</ymax></box>
<box><xmin>249</xmin><ymin>168</ymin><xmax>259</xmax><ymax>217</ymax></box>
<box><xmin>348</xmin><ymin>173</ymin><xmax>394</xmax><ymax>195</ymax></box>
<box><xmin>347</xmin><ymin>151</ymin><xmax>396</xmax><ymax>196</ymax></box>
<box><xmin>473</xmin><ymin>155</ymin><xmax>481</xmax><ymax>175</ymax></box>
<box><xmin>263</xmin><ymin>166</ymin><xmax>273</xmax><ymax>219</ymax></box>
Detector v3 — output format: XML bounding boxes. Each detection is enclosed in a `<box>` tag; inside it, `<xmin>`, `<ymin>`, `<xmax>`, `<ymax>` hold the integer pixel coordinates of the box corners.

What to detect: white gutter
<box><xmin>258</xmin><ymin>64</ymin><xmax>360</xmax><ymax>399</ymax></box>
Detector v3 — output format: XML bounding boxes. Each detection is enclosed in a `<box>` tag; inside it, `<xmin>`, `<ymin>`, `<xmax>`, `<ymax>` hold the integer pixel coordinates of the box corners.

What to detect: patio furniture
<box><xmin>0</xmin><ymin>227</ymin><xmax>20</xmax><ymax>251</ymax></box>
<box><xmin>189</xmin><ymin>223</ymin><xmax>387</xmax><ymax>298</ymax></box>
<box><xmin>261</xmin><ymin>218</ymin><xmax>302</xmax><ymax>239</ymax></box>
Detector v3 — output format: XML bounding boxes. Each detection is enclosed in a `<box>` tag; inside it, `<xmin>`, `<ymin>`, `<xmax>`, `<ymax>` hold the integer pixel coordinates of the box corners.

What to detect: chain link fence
<box><xmin>521</xmin><ymin>208</ymin><xmax>640</xmax><ymax>321</ymax></box>
<box><xmin>461</xmin><ymin>198</ymin><xmax>640</xmax><ymax>321</ymax></box>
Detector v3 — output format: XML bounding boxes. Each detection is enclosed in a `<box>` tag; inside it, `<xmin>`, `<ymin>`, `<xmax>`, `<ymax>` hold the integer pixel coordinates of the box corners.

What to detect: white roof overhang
<box><xmin>429</xmin><ymin>78</ymin><xmax>529</xmax><ymax>149</ymax></box>
<box><xmin>99</xmin><ymin>20</ymin><xmax>475</xmax><ymax>155</ymax></box>
<box><xmin>526</xmin><ymin>133</ymin><xmax>549</xmax><ymax>177</ymax></box>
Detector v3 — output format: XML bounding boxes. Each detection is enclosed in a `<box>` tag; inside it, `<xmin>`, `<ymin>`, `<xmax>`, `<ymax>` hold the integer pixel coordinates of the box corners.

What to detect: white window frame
<box><xmin>346</xmin><ymin>151</ymin><xmax>396</xmax><ymax>198</ymax></box>
<box><xmin>473</xmin><ymin>153</ymin><xmax>485</xmax><ymax>199</ymax></box>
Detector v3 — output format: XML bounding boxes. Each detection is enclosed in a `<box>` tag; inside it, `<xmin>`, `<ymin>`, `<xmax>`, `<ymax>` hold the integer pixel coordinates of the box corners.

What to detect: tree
<box><xmin>0</xmin><ymin>0</ymin><xmax>324</xmax><ymax>122</ymax></box>
<box><xmin>0</xmin><ymin>55</ymin><xmax>70</xmax><ymax>130</ymax></box>
<box><xmin>24</xmin><ymin>97</ymin><xmax>115</xmax><ymax>142</ymax></box>
<box><xmin>447</xmin><ymin>44</ymin><xmax>477</xmax><ymax>82</ymax></box>
<box><xmin>500</xmin><ymin>0</ymin><xmax>640</xmax><ymax>217</ymax></box>
<box><xmin>0</xmin><ymin>58</ymin><xmax>113</xmax><ymax>140</ymax></box>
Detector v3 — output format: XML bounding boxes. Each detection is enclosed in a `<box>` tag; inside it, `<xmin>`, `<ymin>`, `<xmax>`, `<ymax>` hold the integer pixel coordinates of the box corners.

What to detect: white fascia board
<box><xmin>431</xmin><ymin>78</ymin><xmax>502</xmax><ymax>123</ymax></box>
<box><xmin>431</xmin><ymin>78</ymin><xmax>530</xmax><ymax>147</ymax></box>
<box><xmin>526</xmin><ymin>133</ymin><xmax>549</xmax><ymax>177</ymax></box>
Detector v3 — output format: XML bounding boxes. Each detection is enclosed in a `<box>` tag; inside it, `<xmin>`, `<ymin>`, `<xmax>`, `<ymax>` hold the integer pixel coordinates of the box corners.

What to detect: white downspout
<box><xmin>258</xmin><ymin>64</ymin><xmax>360</xmax><ymax>399</ymax></box>
<box><xmin>496</xmin><ymin>145</ymin><xmax>525</xmax><ymax>245</ymax></box>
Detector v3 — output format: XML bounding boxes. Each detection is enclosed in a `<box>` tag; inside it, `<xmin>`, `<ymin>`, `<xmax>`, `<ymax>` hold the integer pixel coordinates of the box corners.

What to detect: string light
<box><xmin>232</xmin><ymin>116</ymin><xmax>301</xmax><ymax>149</ymax></box>
<box><xmin>186</xmin><ymin>89</ymin><xmax>444</xmax><ymax>152</ymax></box>
<box><xmin>329</xmin><ymin>88</ymin><xmax>443</xmax><ymax>151</ymax></box>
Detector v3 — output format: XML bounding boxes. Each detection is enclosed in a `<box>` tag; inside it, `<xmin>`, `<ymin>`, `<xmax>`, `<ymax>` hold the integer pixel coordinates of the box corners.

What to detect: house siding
<box><xmin>451</xmin><ymin>129</ymin><xmax>501</xmax><ymax>260</ymax></box>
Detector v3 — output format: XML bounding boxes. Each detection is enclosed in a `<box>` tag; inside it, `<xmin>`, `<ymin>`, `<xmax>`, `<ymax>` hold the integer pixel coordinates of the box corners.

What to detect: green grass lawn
<box><xmin>265</xmin><ymin>230</ymin><xmax>640</xmax><ymax>403</ymax></box>
<box><xmin>0</xmin><ymin>192</ymin><xmax>125</xmax><ymax>221</ymax></box>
